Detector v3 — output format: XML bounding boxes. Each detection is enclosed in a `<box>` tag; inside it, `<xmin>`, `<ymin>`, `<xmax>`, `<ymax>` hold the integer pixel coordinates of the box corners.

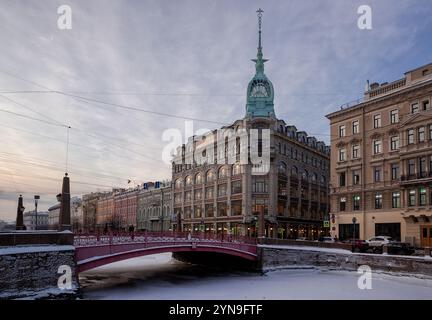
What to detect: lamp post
<box><xmin>34</xmin><ymin>195</ymin><xmax>40</xmax><ymax>230</ymax></box>
<box><xmin>352</xmin><ymin>217</ymin><xmax>357</xmax><ymax>241</ymax></box>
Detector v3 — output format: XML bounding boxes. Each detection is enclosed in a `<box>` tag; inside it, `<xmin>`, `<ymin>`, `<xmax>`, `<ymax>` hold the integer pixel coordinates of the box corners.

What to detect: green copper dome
<box><xmin>245</xmin><ymin>9</ymin><xmax>275</xmax><ymax>118</ymax></box>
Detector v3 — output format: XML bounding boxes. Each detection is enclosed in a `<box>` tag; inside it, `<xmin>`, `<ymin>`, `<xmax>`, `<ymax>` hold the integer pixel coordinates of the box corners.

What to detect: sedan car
<box><xmin>386</xmin><ymin>242</ymin><xmax>415</xmax><ymax>255</ymax></box>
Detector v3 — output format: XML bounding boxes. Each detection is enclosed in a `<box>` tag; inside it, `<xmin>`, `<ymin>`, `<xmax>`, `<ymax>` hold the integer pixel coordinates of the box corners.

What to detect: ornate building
<box><xmin>137</xmin><ymin>181</ymin><xmax>172</xmax><ymax>232</ymax></box>
<box><xmin>327</xmin><ymin>63</ymin><xmax>432</xmax><ymax>247</ymax></box>
<box><xmin>171</xmin><ymin>10</ymin><xmax>330</xmax><ymax>239</ymax></box>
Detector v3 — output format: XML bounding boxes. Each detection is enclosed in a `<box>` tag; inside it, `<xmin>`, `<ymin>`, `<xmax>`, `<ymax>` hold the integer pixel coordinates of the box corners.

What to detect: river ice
<box><xmin>80</xmin><ymin>253</ymin><xmax>432</xmax><ymax>300</ymax></box>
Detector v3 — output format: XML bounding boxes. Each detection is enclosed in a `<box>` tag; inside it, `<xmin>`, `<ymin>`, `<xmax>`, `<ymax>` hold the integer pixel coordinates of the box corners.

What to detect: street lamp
<box><xmin>34</xmin><ymin>195</ymin><xmax>40</xmax><ymax>230</ymax></box>
<box><xmin>352</xmin><ymin>217</ymin><xmax>357</xmax><ymax>241</ymax></box>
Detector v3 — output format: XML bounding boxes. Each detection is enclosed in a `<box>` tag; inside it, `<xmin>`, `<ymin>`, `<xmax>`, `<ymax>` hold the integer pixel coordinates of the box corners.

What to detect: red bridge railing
<box><xmin>74</xmin><ymin>232</ymin><xmax>258</xmax><ymax>260</ymax></box>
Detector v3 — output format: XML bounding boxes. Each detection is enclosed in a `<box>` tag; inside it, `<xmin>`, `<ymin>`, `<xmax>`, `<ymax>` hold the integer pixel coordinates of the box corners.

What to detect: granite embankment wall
<box><xmin>0</xmin><ymin>232</ymin><xmax>79</xmax><ymax>299</ymax></box>
<box><xmin>258</xmin><ymin>245</ymin><xmax>432</xmax><ymax>277</ymax></box>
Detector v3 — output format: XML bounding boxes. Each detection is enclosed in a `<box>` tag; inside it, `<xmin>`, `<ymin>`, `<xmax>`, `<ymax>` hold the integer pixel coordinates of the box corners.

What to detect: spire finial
<box><xmin>252</xmin><ymin>8</ymin><xmax>268</xmax><ymax>75</ymax></box>
<box><xmin>257</xmin><ymin>8</ymin><xmax>263</xmax><ymax>49</ymax></box>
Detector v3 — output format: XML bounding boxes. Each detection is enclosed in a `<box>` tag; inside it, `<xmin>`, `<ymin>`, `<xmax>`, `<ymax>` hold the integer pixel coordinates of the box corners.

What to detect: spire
<box><xmin>252</xmin><ymin>8</ymin><xmax>268</xmax><ymax>75</ymax></box>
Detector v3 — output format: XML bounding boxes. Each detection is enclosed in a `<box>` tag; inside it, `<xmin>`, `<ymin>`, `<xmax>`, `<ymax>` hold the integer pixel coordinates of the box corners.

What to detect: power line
<box><xmin>0</xmin><ymin>70</ymin><xmax>228</xmax><ymax>125</ymax></box>
<box><xmin>0</xmin><ymin>123</ymin><xmax>170</xmax><ymax>168</ymax></box>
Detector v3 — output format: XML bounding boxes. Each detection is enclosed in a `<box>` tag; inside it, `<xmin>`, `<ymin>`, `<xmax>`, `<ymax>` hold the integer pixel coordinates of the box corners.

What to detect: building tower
<box><xmin>245</xmin><ymin>8</ymin><xmax>275</xmax><ymax>118</ymax></box>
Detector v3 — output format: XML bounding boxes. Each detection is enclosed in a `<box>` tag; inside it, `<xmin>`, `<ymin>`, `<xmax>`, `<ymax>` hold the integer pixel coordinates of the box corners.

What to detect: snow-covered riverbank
<box><xmin>80</xmin><ymin>253</ymin><xmax>432</xmax><ymax>300</ymax></box>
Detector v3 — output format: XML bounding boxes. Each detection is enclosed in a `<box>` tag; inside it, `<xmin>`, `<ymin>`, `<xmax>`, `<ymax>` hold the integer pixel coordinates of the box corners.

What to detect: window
<box><xmin>205</xmin><ymin>187</ymin><xmax>214</xmax><ymax>199</ymax></box>
<box><xmin>195</xmin><ymin>173</ymin><xmax>203</xmax><ymax>184</ymax></box>
<box><xmin>352</xmin><ymin>120</ymin><xmax>359</xmax><ymax>134</ymax></box>
<box><xmin>353</xmin><ymin>170</ymin><xmax>360</xmax><ymax>185</ymax></box>
<box><xmin>407</xmin><ymin>129</ymin><xmax>414</xmax><ymax>144</ymax></box>
<box><xmin>339</xmin><ymin>125</ymin><xmax>346</xmax><ymax>137</ymax></box>
<box><xmin>353</xmin><ymin>195</ymin><xmax>361</xmax><ymax>211</ymax></box>
<box><xmin>352</xmin><ymin>144</ymin><xmax>360</xmax><ymax>159</ymax></box>
<box><xmin>390</xmin><ymin>136</ymin><xmax>399</xmax><ymax>151</ymax></box>
<box><xmin>392</xmin><ymin>192</ymin><xmax>400</xmax><ymax>208</ymax></box>
<box><xmin>218</xmin><ymin>166</ymin><xmax>227</xmax><ymax>179</ymax></box>
<box><xmin>194</xmin><ymin>190</ymin><xmax>202</xmax><ymax>200</ymax></box>
<box><xmin>232</xmin><ymin>164</ymin><xmax>241</xmax><ymax>175</ymax></box>
<box><xmin>175</xmin><ymin>179</ymin><xmax>183</xmax><ymax>189</ymax></box>
<box><xmin>419</xmin><ymin>127</ymin><xmax>425</xmax><ymax>142</ymax></box>
<box><xmin>375</xmin><ymin>193</ymin><xmax>383</xmax><ymax>209</ymax></box>
<box><xmin>423</xmin><ymin>100</ymin><xmax>430</xmax><ymax>110</ymax></box>
<box><xmin>339</xmin><ymin>148</ymin><xmax>346</xmax><ymax>161</ymax></box>
<box><xmin>411</xmin><ymin>103</ymin><xmax>419</xmax><ymax>114</ymax></box>
<box><xmin>206</xmin><ymin>170</ymin><xmax>214</xmax><ymax>183</ymax></box>
<box><xmin>340</xmin><ymin>197</ymin><xmax>346</xmax><ymax>211</ymax></box>
<box><xmin>408</xmin><ymin>189</ymin><xmax>416</xmax><ymax>206</ymax></box>
<box><xmin>391</xmin><ymin>163</ymin><xmax>399</xmax><ymax>180</ymax></box>
<box><xmin>408</xmin><ymin>159</ymin><xmax>416</xmax><ymax>176</ymax></box>
<box><xmin>339</xmin><ymin>172</ymin><xmax>346</xmax><ymax>187</ymax></box>
<box><xmin>429</xmin><ymin>125</ymin><xmax>432</xmax><ymax>140</ymax></box>
<box><xmin>231</xmin><ymin>180</ymin><xmax>242</xmax><ymax>194</ymax></box>
<box><xmin>373</xmin><ymin>167</ymin><xmax>381</xmax><ymax>182</ymax></box>
<box><xmin>185</xmin><ymin>176</ymin><xmax>193</xmax><ymax>186</ymax></box>
<box><xmin>419</xmin><ymin>157</ymin><xmax>427</xmax><ymax>177</ymax></box>
<box><xmin>373</xmin><ymin>140</ymin><xmax>382</xmax><ymax>155</ymax></box>
<box><xmin>184</xmin><ymin>191</ymin><xmax>192</xmax><ymax>202</ymax></box>
<box><xmin>419</xmin><ymin>187</ymin><xmax>427</xmax><ymax>206</ymax></box>
<box><xmin>252</xmin><ymin>180</ymin><xmax>268</xmax><ymax>193</ymax></box>
<box><xmin>373</xmin><ymin>114</ymin><xmax>381</xmax><ymax>128</ymax></box>
<box><xmin>218</xmin><ymin>184</ymin><xmax>227</xmax><ymax>197</ymax></box>
<box><xmin>390</xmin><ymin>109</ymin><xmax>398</xmax><ymax>124</ymax></box>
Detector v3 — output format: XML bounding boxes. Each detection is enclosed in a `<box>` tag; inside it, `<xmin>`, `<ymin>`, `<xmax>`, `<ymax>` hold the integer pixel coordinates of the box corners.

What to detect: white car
<box><xmin>366</xmin><ymin>236</ymin><xmax>394</xmax><ymax>247</ymax></box>
<box><xmin>322</xmin><ymin>236</ymin><xmax>335</xmax><ymax>243</ymax></box>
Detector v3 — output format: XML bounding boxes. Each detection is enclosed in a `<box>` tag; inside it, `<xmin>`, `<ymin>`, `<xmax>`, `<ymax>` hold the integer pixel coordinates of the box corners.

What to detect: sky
<box><xmin>0</xmin><ymin>0</ymin><xmax>431</xmax><ymax>221</ymax></box>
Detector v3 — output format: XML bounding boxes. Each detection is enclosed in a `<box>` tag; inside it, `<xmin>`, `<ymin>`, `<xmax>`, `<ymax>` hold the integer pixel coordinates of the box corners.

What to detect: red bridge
<box><xmin>74</xmin><ymin>232</ymin><xmax>258</xmax><ymax>272</ymax></box>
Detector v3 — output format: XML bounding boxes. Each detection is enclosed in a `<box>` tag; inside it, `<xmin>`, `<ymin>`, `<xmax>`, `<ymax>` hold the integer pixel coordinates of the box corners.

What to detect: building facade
<box><xmin>137</xmin><ymin>182</ymin><xmax>172</xmax><ymax>231</ymax></box>
<box><xmin>113</xmin><ymin>187</ymin><xmax>139</xmax><ymax>231</ymax></box>
<box><xmin>23</xmin><ymin>210</ymin><xmax>49</xmax><ymax>230</ymax></box>
<box><xmin>326</xmin><ymin>63</ymin><xmax>432</xmax><ymax>247</ymax></box>
<box><xmin>48</xmin><ymin>196</ymin><xmax>83</xmax><ymax>231</ymax></box>
<box><xmin>171</xmin><ymin>13</ymin><xmax>330</xmax><ymax>239</ymax></box>
<box><xmin>82</xmin><ymin>192</ymin><xmax>107</xmax><ymax>232</ymax></box>
<box><xmin>95</xmin><ymin>192</ymin><xmax>115</xmax><ymax>231</ymax></box>
<box><xmin>71</xmin><ymin>197</ymin><xmax>84</xmax><ymax>232</ymax></box>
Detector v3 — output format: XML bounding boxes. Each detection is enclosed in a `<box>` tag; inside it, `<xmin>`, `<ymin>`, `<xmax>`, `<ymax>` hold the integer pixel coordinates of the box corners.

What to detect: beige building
<box><xmin>326</xmin><ymin>63</ymin><xmax>432</xmax><ymax>247</ymax></box>
<box><xmin>137</xmin><ymin>182</ymin><xmax>171</xmax><ymax>232</ymax></box>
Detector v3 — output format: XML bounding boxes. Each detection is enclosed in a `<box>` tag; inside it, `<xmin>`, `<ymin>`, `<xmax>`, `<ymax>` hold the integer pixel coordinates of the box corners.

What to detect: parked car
<box><xmin>344</xmin><ymin>239</ymin><xmax>370</xmax><ymax>253</ymax></box>
<box><xmin>386</xmin><ymin>242</ymin><xmax>415</xmax><ymax>255</ymax></box>
<box><xmin>318</xmin><ymin>236</ymin><xmax>335</xmax><ymax>243</ymax></box>
<box><xmin>366</xmin><ymin>236</ymin><xmax>394</xmax><ymax>251</ymax></box>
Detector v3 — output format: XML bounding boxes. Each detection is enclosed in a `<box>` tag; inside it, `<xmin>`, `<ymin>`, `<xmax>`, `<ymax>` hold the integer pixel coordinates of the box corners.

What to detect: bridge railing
<box><xmin>74</xmin><ymin>231</ymin><xmax>257</xmax><ymax>247</ymax></box>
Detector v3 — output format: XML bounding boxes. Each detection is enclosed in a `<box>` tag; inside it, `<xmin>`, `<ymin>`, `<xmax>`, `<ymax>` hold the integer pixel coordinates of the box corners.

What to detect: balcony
<box><xmin>400</xmin><ymin>172</ymin><xmax>432</xmax><ymax>184</ymax></box>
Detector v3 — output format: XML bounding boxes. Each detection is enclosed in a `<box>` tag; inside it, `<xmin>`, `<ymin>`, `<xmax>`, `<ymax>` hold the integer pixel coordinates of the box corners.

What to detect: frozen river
<box><xmin>80</xmin><ymin>253</ymin><xmax>432</xmax><ymax>300</ymax></box>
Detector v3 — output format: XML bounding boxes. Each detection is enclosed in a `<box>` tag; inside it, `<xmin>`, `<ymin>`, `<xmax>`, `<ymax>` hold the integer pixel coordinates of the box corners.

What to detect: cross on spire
<box><xmin>252</xmin><ymin>8</ymin><xmax>268</xmax><ymax>75</ymax></box>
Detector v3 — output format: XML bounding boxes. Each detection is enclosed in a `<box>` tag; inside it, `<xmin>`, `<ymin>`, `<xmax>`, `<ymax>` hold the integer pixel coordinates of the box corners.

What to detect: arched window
<box><xmin>218</xmin><ymin>166</ymin><xmax>228</xmax><ymax>178</ymax></box>
<box><xmin>232</xmin><ymin>164</ymin><xmax>242</xmax><ymax>175</ymax></box>
<box><xmin>185</xmin><ymin>175</ymin><xmax>193</xmax><ymax>186</ymax></box>
<box><xmin>321</xmin><ymin>175</ymin><xmax>326</xmax><ymax>184</ymax></box>
<box><xmin>291</xmin><ymin>166</ymin><xmax>298</xmax><ymax>176</ymax></box>
<box><xmin>175</xmin><ymin>178</ymin><xmax>182</xmax><ymax>189</ymax></box>
<box><xmin>302</xmin><ymin>169</ymin><xmax>308</xmax><ymax>180</ymax></box>
<box><xmin>195</xmin><ymin>173</ymin><xmax>203</xmax><ymax>184</ymax></box>
<box><xmin>312</xmin><ymin>173</ymin><xmax>318</xmax><ymax>182</ymax></box>
<box><xmin>206</xmin><ymin>170</ymin><xmax>214</xmax><ymax>183</ymax></box>
<box><xmin>278</xmin><ymin>161</ymin><xmax>287</xmax><ymax>175</ymax></box>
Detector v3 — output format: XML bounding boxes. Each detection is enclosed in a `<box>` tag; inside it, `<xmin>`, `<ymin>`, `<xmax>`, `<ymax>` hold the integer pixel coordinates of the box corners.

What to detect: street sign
<box><xmin>323</xmin><ymin>221</ymin><xmax>330</xmax><ymax>228</ymax></box>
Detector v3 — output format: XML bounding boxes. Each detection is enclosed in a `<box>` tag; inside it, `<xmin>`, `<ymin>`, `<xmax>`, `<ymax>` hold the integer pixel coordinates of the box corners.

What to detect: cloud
<box><xmin>0</xmin><ymin>0</ymin><xmax>431</xmax><ymax>220</ymax></box>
